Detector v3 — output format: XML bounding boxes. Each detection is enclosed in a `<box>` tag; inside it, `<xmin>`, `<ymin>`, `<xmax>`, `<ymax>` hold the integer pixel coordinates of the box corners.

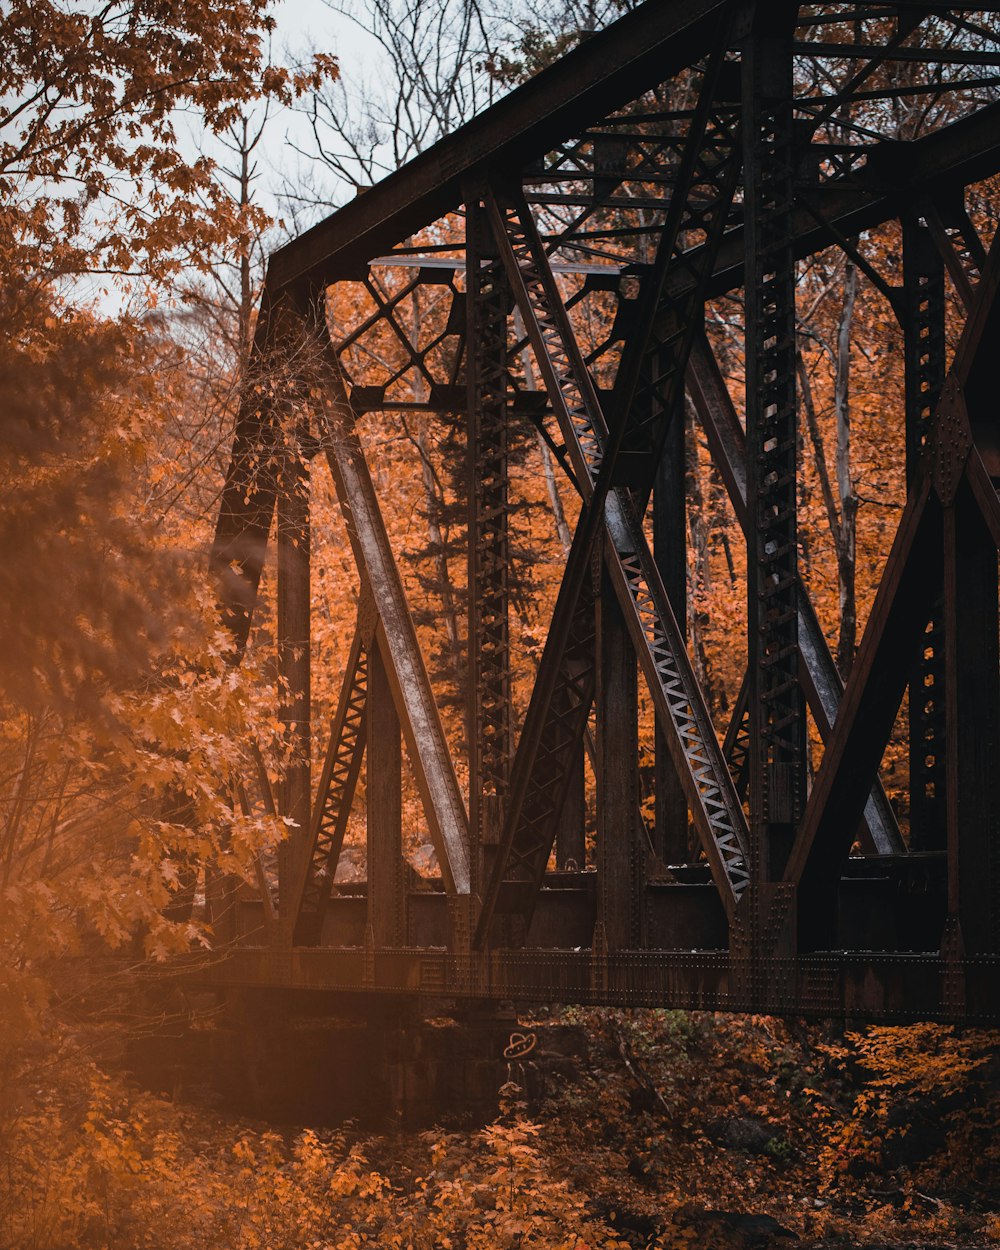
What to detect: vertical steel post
<box><xmin>943</xmin><ymin>486</ymin><xmax>1000</xmax><ymax>955</ymax></box>
<box><xmin>903</xmin><ymin>215</ymin><xmax>947</xmax><ymax>852</ymax></box>
<box><xmin>596</xmin><ymin>569</ymin><xmax>642</xmax><ymax>951</ymax></box>
<box><xmin>742</xmin><ymin>12</ymin><xmax>805</xmax><ymax>884</ymax></box>
<box><xmin>368</xmin><ymin>640</ymin><xmax>405</xmax><ymax>947</ymax></box>
<box><xmin>466</xmin><ymin>199</ymin><xmax>512</xmax><ymax>902</ymax></box>
<box><xmin>276</xmin><ymin>426</ymin><xmax>311</xmax><ymax>918</ymax></box>
<box><xmin>653</xmin><ymin>382</ymin><xmax>689</xmax><ymax>864</ymax></box>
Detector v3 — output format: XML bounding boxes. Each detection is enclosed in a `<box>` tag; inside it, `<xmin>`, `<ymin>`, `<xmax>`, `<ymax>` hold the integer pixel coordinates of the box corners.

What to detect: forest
<box><xmin>1</xmin><ymin>1</ymin><xmax>999</xmax><ymax>1247</ymax></box>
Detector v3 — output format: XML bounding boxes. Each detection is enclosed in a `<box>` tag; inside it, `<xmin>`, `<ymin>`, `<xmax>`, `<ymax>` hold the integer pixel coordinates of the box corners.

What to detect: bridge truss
<box><xmin>207</xmin><ymin>0</ymin><xmax>1000</xmax><ymax>1021</ymax></box>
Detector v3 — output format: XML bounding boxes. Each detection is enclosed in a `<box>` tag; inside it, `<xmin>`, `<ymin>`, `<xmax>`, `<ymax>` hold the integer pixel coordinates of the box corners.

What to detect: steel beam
<box><xmin>199</xmin><ymin>943</ymin><xmax>1000</xmax><ymax>1025</ymax></box>
<box><xmin>466</xmin><ymin>201</ymin><xmax>512</xmax><ymax>901</ymax></box>
<box><xmin>944</xmin><ymin>483</ymin><xmax>1000</xmax><ymax>956</ymax></box>
<box><xmin>653</xmin><ymin>395</ymin><xmax>690</xmax><ymax>864</ymax></box>
<box><xmin>477</xmin><ymin>191</ymin><xmax>748</xmax><ymax>941</ymax></box>
<box><xmin>742</xmin><ymin>12</ymin><xmax>806</xmax><ymax>880</ymax></box>
<box><xmin>556</xmin><ymin>746</ymin><xmax>586</xmax><ymax>870</ymax></box>
<box><xmin>903</xmin><ymin>216</ymin><xmax>947</xmax><ymax>853</ymax></box>
<box><xmin>267</xmin><ymin>0</ymin><xmax>731</xmax><ymax>296</ymax></box>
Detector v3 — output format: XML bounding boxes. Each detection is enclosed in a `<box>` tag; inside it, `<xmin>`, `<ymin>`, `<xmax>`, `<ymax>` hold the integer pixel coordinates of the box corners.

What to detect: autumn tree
<box><xmin>0</xmin><ymin>0</ymin><xmax>337</xmax><ymax>1097</ymax></box>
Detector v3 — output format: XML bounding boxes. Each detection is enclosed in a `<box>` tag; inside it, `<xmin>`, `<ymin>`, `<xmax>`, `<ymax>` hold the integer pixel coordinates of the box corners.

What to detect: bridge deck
<box><xmin>190</xmin><ymin>854</ymin><xmax>998</xmax><ymax>1022</ymax></box>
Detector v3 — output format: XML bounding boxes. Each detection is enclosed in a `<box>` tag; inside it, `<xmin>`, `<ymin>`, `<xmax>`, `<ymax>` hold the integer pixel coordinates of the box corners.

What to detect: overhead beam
<box><xmin>267</xmin><ymin>0</ymin><xmax>732</xmax><ymax>297</ymax></box>
<box><xmin>269</xmin><ymin>61</ymin><xmax>1000</xmax><ymax>304</ymax></box>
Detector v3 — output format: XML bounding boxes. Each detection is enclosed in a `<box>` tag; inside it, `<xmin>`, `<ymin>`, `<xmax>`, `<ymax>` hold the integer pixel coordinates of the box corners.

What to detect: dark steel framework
<box><xmin>207</xmin><ymin>0</ymin><xmax>1000</xmax><ymax>1021</ymax></box>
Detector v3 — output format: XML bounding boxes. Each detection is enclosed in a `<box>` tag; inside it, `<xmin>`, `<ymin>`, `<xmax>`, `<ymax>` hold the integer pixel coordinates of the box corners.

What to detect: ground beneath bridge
<box><xmin>14</xmin><ymin>1008</ymin><xmax>997</xmax><ymax>1250</ymax></box>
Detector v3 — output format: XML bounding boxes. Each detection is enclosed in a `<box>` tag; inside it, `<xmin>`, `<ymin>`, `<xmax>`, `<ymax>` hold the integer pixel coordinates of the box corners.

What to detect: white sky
<box><xmin>274</xmin><ymin>0</ymin><xmax>381</xmax><ymax>66</ymax></box>
<box><xmin>262</xmin><ymin>0</ymin><xmax>384</xmax><ymax>225</ymax></box>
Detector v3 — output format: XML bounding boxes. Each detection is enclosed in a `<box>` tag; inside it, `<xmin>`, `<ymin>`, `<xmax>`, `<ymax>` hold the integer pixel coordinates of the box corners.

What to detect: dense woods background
<box><xmin>1</xmin><ymin>2</ymin><xmax>999</xmax><ymax>1247</ymax></box>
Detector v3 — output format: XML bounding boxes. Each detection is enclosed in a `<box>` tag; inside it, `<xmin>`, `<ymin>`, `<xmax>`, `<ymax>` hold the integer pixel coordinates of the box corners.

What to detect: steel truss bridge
<box><xmin>205</xmin><ymin>0</ymin><xmax>1000</xmax><ymax>1023</ymax></box>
